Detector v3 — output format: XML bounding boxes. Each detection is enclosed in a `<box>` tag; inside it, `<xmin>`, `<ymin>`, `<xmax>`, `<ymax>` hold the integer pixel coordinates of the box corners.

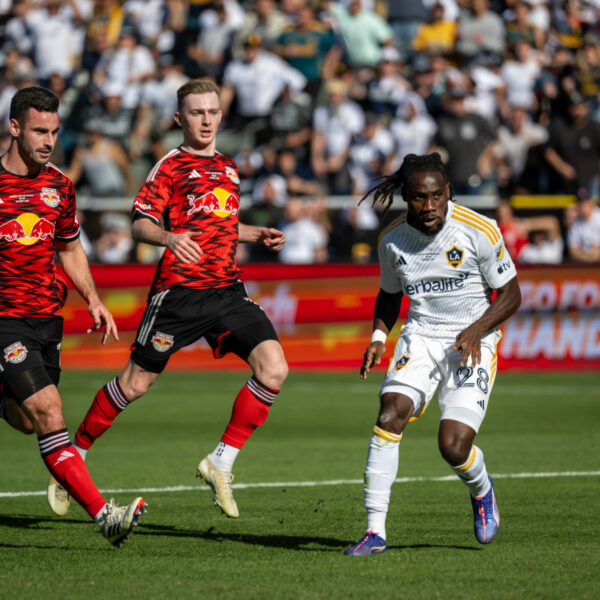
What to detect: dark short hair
<box><xmin>9</xmin><ymin>86</ymin><xmax>59</xmax><ymax>123</ymax></box>
<box><xmin>177</xmin><ymin>79</ymin><xmax>220</xmax><ymax>111</ymax></box>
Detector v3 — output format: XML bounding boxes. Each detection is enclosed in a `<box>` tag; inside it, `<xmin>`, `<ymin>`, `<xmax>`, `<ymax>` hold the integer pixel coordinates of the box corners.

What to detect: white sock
<box><xmin>363</xmin><ymin>426</ymin><xmax>402</xmax><ymax>541</ymax></box>
<box><xmin>452</xmin><ymin>445</ymin><xmax>491</xmax><ymax>498</ymax></box>
<box><xmin>94</xmin><ymin>503</ymin><xmax>109</xmax><ymax>523</ymax></box>
<box><xmin>210</xmin><ymin>441</ymin><xmax>239</xmax><ymax>472</ymax></box>
<box><xmin>73</xmin><ymin>441</ymin><xmax>88</xmax><ymax>461</ymax></box>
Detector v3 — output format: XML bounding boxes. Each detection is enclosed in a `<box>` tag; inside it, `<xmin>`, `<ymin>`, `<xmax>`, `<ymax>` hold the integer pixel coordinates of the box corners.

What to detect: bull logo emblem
<box><xmin>41</xmin><ymin>188</ymin><xmax>60</xmax><ymax>207</ymax></box>
<box><xmin>4</xmin><ymin>341</ymin><xmax>28</xmax><ymax>364</ymax></box>
<box><xmin>0</xmin><ymin>213</ymin><xmax>55</xmax><ymax>245</ymax></box>
<box><xmin>187</xmin><ymin>187</ymin><xmax>239</xmax><ymax>218</ymax></box>
<box><xmin>151</xmin><ymin>331</ymin><xmax>174</xmax><ymax>353</ymax></box>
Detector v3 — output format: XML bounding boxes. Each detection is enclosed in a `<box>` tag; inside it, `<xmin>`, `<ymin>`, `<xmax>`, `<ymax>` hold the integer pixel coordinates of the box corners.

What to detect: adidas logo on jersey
<box><xmin>396</xmin><ymin>254</ymin><xmax>407</xmax><ymax>266</ymax></box>
<box><xmin>189</xmin><ymin>170</ymin><xmax>201</xmax><ymax>178</ymax></box>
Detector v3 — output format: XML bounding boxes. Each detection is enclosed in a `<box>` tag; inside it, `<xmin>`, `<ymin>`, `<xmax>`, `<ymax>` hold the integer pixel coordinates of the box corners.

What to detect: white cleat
<box><xmin>47</xmin><ymin>476</ymin><xmax>71</xmax><ymax>516</ymax></box>
<box><xmin>196</xmin><ymin>456</ymin><xmax>239</xmax><ymax>519</ymax></box>
<box><xmin>98</xmin><ymin>497</ymin><xmax>146</xmax><ymax>547</ymax></box>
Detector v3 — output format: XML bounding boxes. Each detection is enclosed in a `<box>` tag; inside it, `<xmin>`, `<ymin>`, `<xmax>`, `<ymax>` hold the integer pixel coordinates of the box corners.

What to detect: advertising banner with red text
<box><xmin>60</xmin><ymin>264</ymin><xmax>600</xmax><ymax>371</ymax></box>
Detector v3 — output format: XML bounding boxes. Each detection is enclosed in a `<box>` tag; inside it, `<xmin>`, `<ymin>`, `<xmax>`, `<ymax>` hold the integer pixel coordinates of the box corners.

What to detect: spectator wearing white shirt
<box><xmin>278</xmin><ymin>197</ymin><xmax>329</xmax><ymax>264</ymax></box>
<box><xmin>311</xmin><ymin>78</ymin><xmax>365</xmax><ymax>194</ymax></box>
<box><xmin>349</xmin><ymin>113</ymin><xmax>395</xmax><ymax>194</ymax></box>
<box><xmin>390</xmin><ymin>93</ymin><xmax>437</xmax><ymax>170</ymax></box>
<box><xmin>567</xmin><ymin>194</ymin><xmax>600</xmax><ymax>263</ymax></box>
<box><xmin>94</xmin><ymin>25</ymin><xmax>156</xmax><ymax>110</ymax></box>
<box><xmin>25</xmin><ymin>0</ymin><xmax>84</xmax><ymax>81</ymax></box>
<box><xmin>221</xmin><ymin>34</ymin><xmax>306</xmax><ymax>145</ymax></box>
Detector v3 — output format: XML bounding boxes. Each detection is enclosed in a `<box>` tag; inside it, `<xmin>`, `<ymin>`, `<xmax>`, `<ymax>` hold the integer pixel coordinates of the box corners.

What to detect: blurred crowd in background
<box><xmin>1</xmin><ymin>0</ymin><xmax>599</xmax><ymax>265</ymax></box>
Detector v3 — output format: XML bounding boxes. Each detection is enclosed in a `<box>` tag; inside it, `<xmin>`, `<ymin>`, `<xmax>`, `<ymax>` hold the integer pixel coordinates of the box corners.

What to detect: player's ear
<box><xmin>174</xmin><ymin>111</ymin><xmax>181</xmax><ymax>127</ymax></box>
<box><xmin>8</xmin><ymin>117</ymin><xmax>20</xmax><ymax>138</ymax></box>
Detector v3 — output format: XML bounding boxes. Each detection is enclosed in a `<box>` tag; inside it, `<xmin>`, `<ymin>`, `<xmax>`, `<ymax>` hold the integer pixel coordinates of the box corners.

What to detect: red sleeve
<box><xmin>132</xmin><ymin>155</ymin><xmax>173</xmax><ymax>224</ymax></box>
<box><xmin>56</xmin><ymin>178</ymin><xmax>80</xmax><ymax>241</ymax></box>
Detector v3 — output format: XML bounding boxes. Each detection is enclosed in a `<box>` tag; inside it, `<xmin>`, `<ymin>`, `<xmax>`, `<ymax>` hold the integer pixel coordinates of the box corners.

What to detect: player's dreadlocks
<box><xmin>359</xmin><ymin>152</ymin><xmax>451</xmax><ymax>215</ymax></box>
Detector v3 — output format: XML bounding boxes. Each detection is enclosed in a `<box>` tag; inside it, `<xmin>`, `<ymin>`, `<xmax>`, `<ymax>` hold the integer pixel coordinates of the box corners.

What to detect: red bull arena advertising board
<box><xmin>59</xmin><ymin>264</ymin><xmax>600</xmax><ymax>371</ymax></box>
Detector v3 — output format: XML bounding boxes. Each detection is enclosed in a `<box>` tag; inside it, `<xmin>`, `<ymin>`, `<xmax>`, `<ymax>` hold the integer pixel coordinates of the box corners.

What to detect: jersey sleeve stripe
<box><xmin>147</xmin><ymin>148</ymin><xmax>179</xmax><ymax>182</ymax></box>
<box><xmin>452</xmin><ymin>206</ymin><xmax>501</xmax><ymax>244</ymax></box>
<box><xmin>451</xmin><ymin>214</ymin><xmax>499</xmax><ymax>245</ymax></box>
<box><xmin>132</xmin><ymin>208</ymin><xmax>159</xmax><ymax>223</ymax></box>
<box><xmin>56</xmin><ymin>229</ymin><xmax>80</xmax><ymax>241</ymax></box>
<box><xmin>378</xmin><ymin>214</ymin><xmax>406</xmax><ymax>244</ymax></box>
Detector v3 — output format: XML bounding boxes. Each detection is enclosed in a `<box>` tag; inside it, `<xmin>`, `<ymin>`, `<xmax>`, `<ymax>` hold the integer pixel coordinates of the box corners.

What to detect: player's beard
<box><xmin>19</xmin><ymin>133</ymin><xmax>53</xmax><ymax>168</ymax></box>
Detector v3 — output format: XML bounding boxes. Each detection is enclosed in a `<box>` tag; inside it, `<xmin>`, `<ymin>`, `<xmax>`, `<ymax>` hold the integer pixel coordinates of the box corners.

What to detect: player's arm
<box><xmin>132</xmin><ymin>216</ymin><xmax>203</xmax><ymax>264</ymax></box>
<box><xmin>239</xmin><ymin>223</ymin><xmax>286</xmax><ymax>251</ymax></box>
<box><xmin>454</xmin><ymin>276</ymin><xmax>521</xmax><ymax>367</ymax></box>
<box><xmin>56</xmin><ymin>238</ymin><xmax>119</xmax><ymax>343</ymax></box>
<box><xmin>360</xmin><ymin>288</ymin><xmax>404</xmax><ymax>380</ymax></box>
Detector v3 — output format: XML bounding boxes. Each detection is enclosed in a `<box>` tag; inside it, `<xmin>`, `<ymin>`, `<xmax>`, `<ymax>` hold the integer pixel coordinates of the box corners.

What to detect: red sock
<box><xmin>39</xmin><ymin>429</ymin><xmax>106</xmax><ymax>518</ymax></box>
<box><xmin>75</xmin><ymin>378</ymin><xmax>128</xmax><ymax>450</ymax></box>
<box><xmin>221</xmin><ymin>377</ymin><xmax>279</xmax><ymax>449</ymax></box>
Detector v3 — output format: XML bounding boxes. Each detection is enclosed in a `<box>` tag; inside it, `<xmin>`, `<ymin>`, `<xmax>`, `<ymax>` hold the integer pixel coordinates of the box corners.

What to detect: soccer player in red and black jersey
<box><xmin>0</xmin><ymin>86</ymin><xmax>146</xmax><ymax>547</ymax></box>
<box><xmin>50</xmin><ymin>79</ymin><xmax>289</xmax><ymax>519</ymax></box>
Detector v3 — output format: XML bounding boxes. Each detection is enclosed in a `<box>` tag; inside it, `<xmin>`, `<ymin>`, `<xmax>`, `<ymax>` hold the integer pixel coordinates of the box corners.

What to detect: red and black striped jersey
<box><xmin>0</xmin><ymin>162</ymin><xmax>80</xmax><ymax>318</ymax></box>
<box><xmin>133</xmin><ymin>148</ymin><xmax>241</xmax><ymax>294</ymax></box>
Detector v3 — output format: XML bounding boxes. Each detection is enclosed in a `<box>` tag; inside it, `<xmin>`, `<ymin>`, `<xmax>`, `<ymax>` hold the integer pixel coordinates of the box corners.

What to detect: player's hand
<box><xmin>454</xmin><ymin>325</ymin><xmax>485</xmax><ymax>367</ymax></box>
<box><xmin>360</xmin><ymin>341</ymin><xmax>386</xmax><ymax>380</ymax></box>
<box><xmin>87</xmin><ymin>298</ymin><xmax>119</xmax><ymax>344</ymax></box>
<box><xmin>166</xmin><ymin>231</ymin><xmax>204</xmax><ymax>263</ymax></box>
<box><xmin>260</xmin><ymin>227</ymin><xmax>286</xmax><ymax>251</ymax></box>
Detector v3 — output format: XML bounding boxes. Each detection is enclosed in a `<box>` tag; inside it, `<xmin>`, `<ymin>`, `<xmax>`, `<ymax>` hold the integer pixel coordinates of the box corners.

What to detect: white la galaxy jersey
<box><xmin>378</xmin><ymin>200</ymin><xmax>517</xmax><ymax>338</ymax></box>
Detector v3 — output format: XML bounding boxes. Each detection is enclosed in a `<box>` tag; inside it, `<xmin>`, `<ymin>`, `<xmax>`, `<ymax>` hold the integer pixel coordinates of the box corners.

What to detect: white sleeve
<box><xmin>377</xmin><ymin>239</ymin><xmax>403</xmax><ymax>294</ymax></box>
<box><xmin>477</xmin><ymin>224</ymin><xmax>517</xmax><ymax>289</ymax></box>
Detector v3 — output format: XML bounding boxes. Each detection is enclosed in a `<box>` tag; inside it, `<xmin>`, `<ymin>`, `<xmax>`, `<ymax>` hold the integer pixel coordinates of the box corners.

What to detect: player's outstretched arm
<box><xmin>132</xmin><ymin>217</ymin><xmax>203</xmax><ymax>264</ymax></box>
<box><xmin>361</xmin><ymin>288</ymin><xmax>404</xmax><ymax>380</ymax></box>
<box><xmin>56</xmin><ymin>238</ymin><xmax>119</xmax><ymax>344</ymax></box>
<box><xmin>454</xmin><ymin>276</ymin><xmax>522</xmax><ymax>367</ymax></box>
<box><xmin>238</xmin><ymin>223</ymin><xmax>286</xmax><ymax>251</ymax></box>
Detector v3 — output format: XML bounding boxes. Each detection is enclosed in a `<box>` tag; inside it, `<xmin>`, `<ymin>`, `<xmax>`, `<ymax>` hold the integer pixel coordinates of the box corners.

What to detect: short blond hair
<box><xmin>177</xmin><ymin>79</ymin><xmax>220</xmax><ymax>111</ymax></box>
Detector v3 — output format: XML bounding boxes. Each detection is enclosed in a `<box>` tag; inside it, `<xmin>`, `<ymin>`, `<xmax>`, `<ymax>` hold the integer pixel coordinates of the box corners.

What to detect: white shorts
<box><xmin>380</xmin><ymin>329</ymin><xmax>502</xmax><ymax>432</ymax></box>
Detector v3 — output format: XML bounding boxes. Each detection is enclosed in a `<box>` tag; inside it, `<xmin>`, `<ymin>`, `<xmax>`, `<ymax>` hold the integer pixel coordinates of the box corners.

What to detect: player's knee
<box><xmin>438</xmin><ymin>437</ymin><xmax>471</xmax><ymax>466</ymax></box>
<box><xmin>120</xmin><ymin>378</ymin><xmax>150</xmax><ymax>401</ymax></box>
<box><xmin>256</xmin><ymin>358</ymin><xmax>288</xmax><ymax>390</ymax></box>
<box><xmin>378</xmin><ymin>393</ymin><xmax>413</xmax><ymax>431</ymax></box>
<box><xmin>26</xmin><ymin>400</ymin><xmax>64</xmax><ymax>433</ymax></box>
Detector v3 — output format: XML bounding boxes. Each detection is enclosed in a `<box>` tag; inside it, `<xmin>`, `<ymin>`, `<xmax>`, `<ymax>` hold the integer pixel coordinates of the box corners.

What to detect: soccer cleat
<box><xmin>344</xmin><ymin>530</ymin><xmax>387</xmax><ymax>556</ymax></box>
<box><xmin>471</xmin><ymin>475</ymin><xmax>500</xmax><ymax>544</ymax></box>
<box><xmin>47</xmin><ymin>475</ymin><xmax>71</xmax><ymax>516</ymax></box>
<box><xmin>98</xmin><ymin>497</ymin><xmax>146</xmax><ymax>547</ymax></box>
<box><xmin>196</xmin><ymin>456</ymin><xmax>239</xmax><ymax>518</ymax></box>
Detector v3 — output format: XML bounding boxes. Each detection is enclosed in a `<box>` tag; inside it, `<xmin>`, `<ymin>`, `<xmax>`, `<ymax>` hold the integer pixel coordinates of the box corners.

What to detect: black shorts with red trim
<box><xmin>130</xmin><ymin>281</ymin><xmax>279</xmax><ymax>373</ymax></box>
<box><xmin>0</xmin><ymin>316</ymin><xmax>62</xmax><ymax>402</ymax></box>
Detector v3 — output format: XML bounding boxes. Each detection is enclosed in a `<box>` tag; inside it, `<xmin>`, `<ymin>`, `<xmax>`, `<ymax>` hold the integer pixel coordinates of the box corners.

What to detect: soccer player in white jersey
<box><xmin>345</xmin><ymin>153</ymin><xmax>521</xmax><ymax>556</ymax></box>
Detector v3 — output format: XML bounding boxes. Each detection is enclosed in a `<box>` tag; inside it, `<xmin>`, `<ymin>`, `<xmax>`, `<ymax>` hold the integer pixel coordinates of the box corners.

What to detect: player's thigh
<box><xmin>205</xmin><ymin>283</ymin><xmax>280</xmax><ymax>362</ymax></box>
<box><xmin>0</xmin><ymin>317</ymin><xmax>61</xmax><ymax>403</ymax></box>
<box><xmin>130</xmin><ymin>287</ymin><xmax>217</xmax><ymax>373</ymax></box>
<box><xmin>438</xmin><ymin>331</ymin><xmax>500</xmax><ymax>433</ymax></box>
<box><xmin>380</xmin><ymin>332</ymin><xmax>444</xmax><ymax>422</ymax></box>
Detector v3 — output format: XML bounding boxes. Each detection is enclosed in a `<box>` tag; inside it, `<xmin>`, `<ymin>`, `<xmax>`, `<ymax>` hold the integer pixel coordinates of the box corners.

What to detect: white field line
<box><xmin>1</xmin><ymin>470</ymin><xmax>599</xmax><ymax>499</ymax></box>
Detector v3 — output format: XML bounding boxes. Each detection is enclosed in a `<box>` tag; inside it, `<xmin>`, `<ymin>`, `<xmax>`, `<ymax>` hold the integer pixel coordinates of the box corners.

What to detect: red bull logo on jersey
<box><xmin>41</xmin><ymin>188</ymin><xmax>60</xmax><ymax>208</ymax></box>
<box><xmin>394</xmin><ymin>355</ymin><xmax>410</xmax><ymax>370</ymax></box>
<box><xmin>225</xmin><ymin>166</ymin><xmax>240</xmax><ymax>184</ymax></box>
<box><xmin>0</xmin><ymin>213</ymin><xmax>55</xmax><ymax>245</ymax></box>
<box><xmin>187</xmin><ymin>187</ymin><xmax>239</xmax><ymax>218</ymax></box>
<box><xmin>445</xmin><ymin>245</ymin><xmax>464</xmax><ymax>268</ymax></box>
<box><xmin>151</xmin><ymin>331</ymin><xmax>174</xmax><ymax>353</ymax></box>
<box><xmin>4</xmin><ymin>341</ymin><xmax>28</xmax><ymax>364</ymax></box>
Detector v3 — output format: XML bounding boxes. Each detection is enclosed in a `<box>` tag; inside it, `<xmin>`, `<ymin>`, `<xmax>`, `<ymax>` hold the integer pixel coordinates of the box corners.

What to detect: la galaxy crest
<box><xmin>445</xmin><ymin>245</ymin><xmax>464</xmax><ymax>268</ymax></box>
<box><xmin>394</xmin><ymin>355</ymin><xmax>410</xmax><ymax>370</ymax></box>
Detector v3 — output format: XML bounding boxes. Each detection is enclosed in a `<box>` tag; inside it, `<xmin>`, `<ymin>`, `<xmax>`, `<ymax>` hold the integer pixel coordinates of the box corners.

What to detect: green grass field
<box><xmin>1</xmin><ymin>370</ymin><xmax>599</xmax><ymax>600</ymax></box>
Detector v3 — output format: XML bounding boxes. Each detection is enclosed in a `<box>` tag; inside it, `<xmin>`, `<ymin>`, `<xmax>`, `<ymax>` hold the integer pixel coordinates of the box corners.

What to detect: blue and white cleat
<box><xmin>344</xmin><ymin>530</ymin><xmax>387</xmax><ymax>556</ymax></box>
<box><xmin>471</xmin><ymin>476</ymin><xmax>500</xmax><ymax>544</ymax></box>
